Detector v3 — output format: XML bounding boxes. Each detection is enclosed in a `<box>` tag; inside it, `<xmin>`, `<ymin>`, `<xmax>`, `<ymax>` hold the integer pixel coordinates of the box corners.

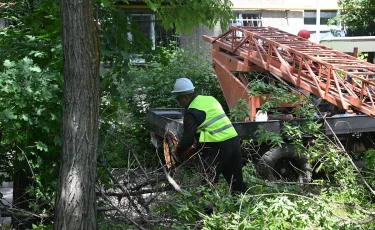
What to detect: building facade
<box><xmin>230</xmin><ymin>0</ymin><xmax>342</xmax><ymax>41</ymax></box>
<box><xmin>181</xmin><ymin>0</ymin><xmax>343</xmax><ymax>56</ymax></box>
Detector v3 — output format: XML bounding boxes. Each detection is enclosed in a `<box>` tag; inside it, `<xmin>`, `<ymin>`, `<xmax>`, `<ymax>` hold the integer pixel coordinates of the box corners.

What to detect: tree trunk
<box><xmin>12</xmin><ymin>162</ymin><xmax>33</xmax><ymax>230</ymax></box>
<box><xmin>54</xmin><ymin>0</ymin><xmax>100</xmax><ymax>229</ymax></box>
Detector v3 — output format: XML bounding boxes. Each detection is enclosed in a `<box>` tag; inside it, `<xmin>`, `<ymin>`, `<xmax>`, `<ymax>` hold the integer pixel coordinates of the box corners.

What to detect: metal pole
<box><xmin>353</xmin><ymin>47</ymin><xmax>358</xmax><ymax>58</ymax></box>
<box><xmin>316</xmin><ymin>0</ymin><xmax>320</xmax><ymax>43</ymax></box>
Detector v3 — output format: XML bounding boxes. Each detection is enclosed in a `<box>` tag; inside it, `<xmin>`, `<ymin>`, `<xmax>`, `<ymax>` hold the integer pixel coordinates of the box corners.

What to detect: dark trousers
<box><xmin>199</xmin><ymin>136</ymin><xmax>244</xmax><ymax>194</ymax></box>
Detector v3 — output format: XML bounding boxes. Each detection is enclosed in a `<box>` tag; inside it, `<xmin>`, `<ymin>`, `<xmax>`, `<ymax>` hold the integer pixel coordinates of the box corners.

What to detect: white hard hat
<box><xmin>171</xmin><ymin>78</ymin><xmax>195</xmax><ymax>95</ymax></box>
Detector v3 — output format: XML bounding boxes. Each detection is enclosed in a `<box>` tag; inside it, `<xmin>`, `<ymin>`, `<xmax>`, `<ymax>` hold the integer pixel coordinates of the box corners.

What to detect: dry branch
<box><xmin>96</xmin><ymin>186</ymin><xmax>171</xmax><ymax>198</ymax></box>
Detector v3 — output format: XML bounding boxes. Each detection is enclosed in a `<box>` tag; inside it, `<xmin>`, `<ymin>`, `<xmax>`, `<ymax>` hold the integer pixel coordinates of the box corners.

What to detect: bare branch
<box><xmin>323</xmin><ymin>120</ymin><xmax>375</xmax><ymax>196</ymax></box>
<box><xmin>96</xmin><ymin>187</ymin><xmax>146</xmax><ymax>230</ymax></box>
<box><xmin>0</xmin><ymin>205</ymin><xmax>51</xmax><ymax>219</ymax></box>
<box><xmin>96</xmin><ymin>186</ymin><xmax>171</xmax><ymax>198</ymax></box>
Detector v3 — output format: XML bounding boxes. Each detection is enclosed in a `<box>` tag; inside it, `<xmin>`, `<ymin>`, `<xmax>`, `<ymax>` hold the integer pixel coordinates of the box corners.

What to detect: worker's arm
<box><xmin>176</xmin><ymin>113</ymin><xmax>198</xmax><ymax>156</ymax></box>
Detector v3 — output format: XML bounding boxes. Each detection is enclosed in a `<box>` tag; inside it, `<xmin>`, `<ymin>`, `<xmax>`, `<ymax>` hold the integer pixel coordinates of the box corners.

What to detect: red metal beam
<box><xmin>203</xmin><ymin>26</ymin><xmax>375</xmax><ymax>117</ymax></box>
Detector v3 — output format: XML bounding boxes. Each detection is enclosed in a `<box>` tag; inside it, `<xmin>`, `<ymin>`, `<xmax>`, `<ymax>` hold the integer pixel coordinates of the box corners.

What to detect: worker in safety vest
<box><xmin>171</xmin><ymin>78</ymin><xmax>244</xmax><ymax>194</ymax></box>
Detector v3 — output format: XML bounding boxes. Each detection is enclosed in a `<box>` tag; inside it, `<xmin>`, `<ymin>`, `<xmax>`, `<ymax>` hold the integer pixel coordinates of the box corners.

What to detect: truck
<box><xmin>146</xmin><ymin>26</ymin><xmax>375</xmax><ymax>182</ymax></box>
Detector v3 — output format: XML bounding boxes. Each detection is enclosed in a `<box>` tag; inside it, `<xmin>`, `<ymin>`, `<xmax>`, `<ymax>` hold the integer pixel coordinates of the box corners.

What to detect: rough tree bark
<box><xmin>54</xmin><ymin>0</ymin><xmax>100</xmax><ymax>229</ymax></box>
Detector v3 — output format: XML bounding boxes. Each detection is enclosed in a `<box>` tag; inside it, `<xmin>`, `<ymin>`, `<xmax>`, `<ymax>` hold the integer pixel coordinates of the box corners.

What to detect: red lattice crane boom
<box><xmin>203</xmin><ymin>26</ymin><xmax>375</xmax><ymax>121</ymax></box>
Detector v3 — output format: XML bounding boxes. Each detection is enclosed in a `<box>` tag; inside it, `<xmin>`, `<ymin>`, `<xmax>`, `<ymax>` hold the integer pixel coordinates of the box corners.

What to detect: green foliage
<box><xmin>245</xmin><ymin>78</ymin><xmax>315</xmax><ymax>147</ymax></box>
<box><xmin>31</xmin><ymin>223</ymin><xmax>52</xmax><ymax>230</ymax></box>
<box><xmin>254</xmin><ymin>126</ymin><xmax>285</xmax><ymax>147</ymax></box>
<box><xmin>0</xmin><ymin>57</ymin><xmax>61</xmax><ymax>213</ymax></box>
<box><xmin>0</xmin><ymin>0</ymin><xmax>62</xmax><ymax>220</ymax></box>
<box><xmin>229</xmin><ymin>99</ymin><xmax>249</xmax><ymax>121</ymax></box>
<box><xmin>247</xmin><ymin>79</ymin><xmax>302</xmax><ymax>112</ymax></box>
<box><xmin>337</xmin><ymin>0</ymin><xmax>375</xmax><ymax>36</ymax></box>
<box><xmin>144</xmin><ymin>0</ymin><xmax>234</xmax><ymax>34</ymax></box>
<box><xmin>146</xmin><ymin>41</ymin><xmax>181</xmax><ymax>65</ymax></box>
<box><xmin>357</xmin><ymin>52</ymin><xmax>369</xmax><ymax>61</ymax></box>
<box><xmin>0</xmin><ymin>0</ymin><xmax>61</xmax><ymax>72</ymax></box>
<box><xmin>98</xmin><ymin>3</ymin><xmax>157</xmax><ymax>95</ymax></box>
<box><xmin>98</xmin><ymin>4</ymin><xmax>132</xmax><ymax>69</ymax></box>
<box><xmin>364</xmin><ymin>149</ymin><xmax>375</xmax><ymax>169</ymax></box>
<box><xmin>123</xmin><ymin>47</ymin><xmax>224</xmax><ymax>115</ymax></box>
<box><xmin>151</xmin><ymin>163</ymin><xmax>375</xmax><ymax>229</ymax></box>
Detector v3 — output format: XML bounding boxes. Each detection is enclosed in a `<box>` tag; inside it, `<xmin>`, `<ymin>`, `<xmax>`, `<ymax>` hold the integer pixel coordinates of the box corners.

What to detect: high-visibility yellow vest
<box><xmin>187</xmin><ymin>95</ymin><xmax>237</xmax><ymax>142</ymax></box>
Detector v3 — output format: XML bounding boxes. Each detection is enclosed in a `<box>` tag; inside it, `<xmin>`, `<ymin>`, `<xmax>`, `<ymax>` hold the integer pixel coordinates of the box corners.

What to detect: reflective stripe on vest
<box><xmin>201</xmin><ymin>113</ymin><xmax>226</xmax><ymax>129</ymax></box>
<box><xmin>209</xmin><ymin>123</ymin><xmax>233</xmax><ymax>135</ymax></box>
<box><xmin>201</xmin><ymin>113</ymin><xmax>233</xmax><ymax>135</ymax></box>
<box><xmin>187</xmin><ymin>95</ymin><xmax>237</xmax><ymax>142</ymax></box>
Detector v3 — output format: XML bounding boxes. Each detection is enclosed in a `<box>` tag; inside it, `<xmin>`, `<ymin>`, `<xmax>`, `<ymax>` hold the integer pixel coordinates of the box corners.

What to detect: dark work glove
<box><xmin>182</xmin><ymin>145</ymin><xmax>197</xmax><ymax>162</ymax></box>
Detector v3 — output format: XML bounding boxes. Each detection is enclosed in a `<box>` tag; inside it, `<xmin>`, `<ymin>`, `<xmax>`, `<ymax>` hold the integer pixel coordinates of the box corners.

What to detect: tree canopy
<box><xmin>143</xmin><ymin>0</ymin><xmax>233</xmax><ymax>33</ymax></box>
<box><xmin>338</xmin><ymin>0</ymin><xmax>375</xmax><ymax>36</ymax></box>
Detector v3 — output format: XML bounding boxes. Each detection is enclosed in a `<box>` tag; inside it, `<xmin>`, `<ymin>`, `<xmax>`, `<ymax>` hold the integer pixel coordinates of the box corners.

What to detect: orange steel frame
<box><xmin>203</xmin><ymin>26</ymin><xmax>375</xmax><ymax>121</ymax></box>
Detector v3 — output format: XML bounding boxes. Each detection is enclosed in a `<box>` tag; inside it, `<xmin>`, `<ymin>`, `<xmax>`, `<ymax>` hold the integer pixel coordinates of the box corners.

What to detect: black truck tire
<box><xmin>257</xmin><ymin>144</ymin><xmax>312</xmax><ymax>183</ymax></box>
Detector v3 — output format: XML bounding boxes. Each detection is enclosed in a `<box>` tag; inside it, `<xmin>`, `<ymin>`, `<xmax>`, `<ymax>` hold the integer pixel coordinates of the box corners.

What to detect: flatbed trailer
<box><xmin>146</xmin><ymin>108</ymin><xmax>375</xmax><ymax>181</ymax></box>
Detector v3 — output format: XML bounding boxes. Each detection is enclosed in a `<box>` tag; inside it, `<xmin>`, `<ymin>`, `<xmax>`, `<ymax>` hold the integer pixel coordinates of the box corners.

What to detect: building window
<box><xmin>304</xmin><ymin>10</ymin><xmax>337</xmax><ymax>25</ymax></box>
<box><xmin>230</xmin><ymin>13</ymin><xmax>262</xmax><ymax>27</ymax></box>
<box><xmin>128</xmin><ymin>13</ymin><xmax>179</xmax><ymax>50</ymax></box>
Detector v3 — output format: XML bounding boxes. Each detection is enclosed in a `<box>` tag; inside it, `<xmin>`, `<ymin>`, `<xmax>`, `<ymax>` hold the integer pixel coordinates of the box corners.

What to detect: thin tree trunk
<box><xmin>12</xmin><ymin>162</ymin><xmax>33</xmax><ymax>230</ymax></box>
<box><xmin>54</xmin><ymin>0</ymin><xmax>100</xmax><ymax>229</ymax></box>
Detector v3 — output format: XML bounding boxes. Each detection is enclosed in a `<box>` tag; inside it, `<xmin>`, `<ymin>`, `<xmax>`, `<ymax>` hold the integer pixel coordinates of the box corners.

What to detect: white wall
<box><xmin>231</xmin><ymin>0</ymin><xmax>339</xmax><ymax>10</ymax></box>
<box><xmin>179</xmin><ymin>23</ymin><xmax>222</xmax><ymax>58</ymax></box>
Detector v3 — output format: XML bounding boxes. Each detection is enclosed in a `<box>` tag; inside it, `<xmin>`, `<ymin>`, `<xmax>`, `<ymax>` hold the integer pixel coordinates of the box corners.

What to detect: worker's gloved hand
<box><xmin>172</xmin><ymin>144</ymin><xmax>198</xmax><ymax>166</ymax></box>
<box><xmin>182</xmin><ymin>145</ymin><xmax>197</xmax><ymax>162</ymax></box>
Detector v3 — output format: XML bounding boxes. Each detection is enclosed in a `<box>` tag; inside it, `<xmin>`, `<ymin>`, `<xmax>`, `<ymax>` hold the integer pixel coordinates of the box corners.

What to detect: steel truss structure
<box><xmin>203</xmin><ymin>26</ymin><xmax>375</xmax><ymax>121</ymax></box>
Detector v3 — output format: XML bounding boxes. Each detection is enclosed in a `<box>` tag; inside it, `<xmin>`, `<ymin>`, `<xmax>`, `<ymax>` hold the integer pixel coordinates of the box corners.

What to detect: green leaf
<box><xmin>29</xmin><ymin>65</ymin><xmax>42</xmax><ymax>72</ymax></box>
<box><xmin>21</xmin><ymin>114</ymin><xmax>29</xmax><ymax>121</ymax></box>
<box><xmin>35</xmin><ymin>141</ymin><xmax>48</xmax><ymax>152</ymax></box>
<box><xmin>0</xmin><ymin>109</ymin><xmax>17</xmax><ymax>120</ymax></box>
<box><xmin>29</xmin><ymin>51</ymin><xmax>46</xmax><ymax>58</ymax></box>
<box><xmin>3</xmin><ymin>59</ymin><xmax>15</xmax><ymax>68</ymax></box>
<box><xmin>23</xmin><ymin>57</ymin><xmax>33</xmax><ymax>65</ymax></box>
<box><xmin>26</xmin><ymin>35</ymin><xmax>36</xmax><ymax>41</ymax></box>
<box><xmin>100</xmin><ymin>0</ymin><xmax>111</xmax><ymax>7</ymax></box>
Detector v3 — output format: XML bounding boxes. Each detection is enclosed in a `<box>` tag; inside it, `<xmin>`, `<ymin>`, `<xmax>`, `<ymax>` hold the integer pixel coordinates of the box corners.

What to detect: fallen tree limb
<box><xmin>98</xmin><ymin>163</ymin><xmax>149</xmax><ymax>215</ymax></box>
<box><xmin>0</xmin><ymin>205</ymin><xmax>51</xmax><ymax>219</ymax></box>
<box><xmin>97</xmin><ymin>186</ymin><xmax>146</xmax><ymax>230</ymax></box>
<box><xmin>96</xmin><ymin>186</ymin><xmax>171</xmax><ymax>198</ymax></box>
